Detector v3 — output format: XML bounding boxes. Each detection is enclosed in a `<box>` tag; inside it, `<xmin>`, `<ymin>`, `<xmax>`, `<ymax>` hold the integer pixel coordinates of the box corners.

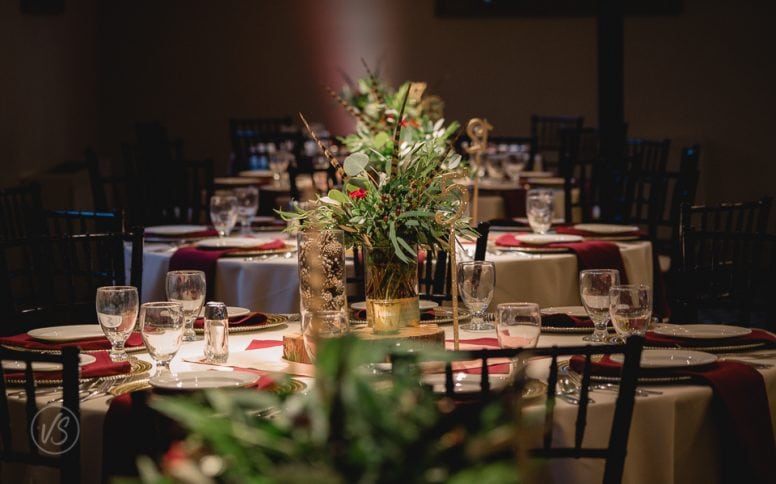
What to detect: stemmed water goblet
<box><xmin>210</xmin><ymin>194</ymin><xmax>238</xmax><ymax>237</ymax></box>
<box><xmin>579</xmin><ymin>269</ymin><xmax>620</xmax><ymax>343</ymax></box>
<box><xmin>609</xmin><ymin>284</ymin><xmax>652</xmax><ymax>344</ymax></box>
<box><xmin>526</xmin><ymin>189</ymin><xmax>554</xmax><ymax>234</ymax></box>
<box><xmin>301</xmin><ymin>310</ymin><xmax>349</xmax><ymax>362</ymax></box>
<box><xmin>165</xmin><ymin>270</ymin><xmax>206</xmax><ymax>342</ymax></box>
<box><xmin>234</xmin><ymin>186</ymin><xmax>259</xmax><ymax>234</ymax></box>
<box><xmin>95</xmin><ymin>286</ymin><xmax>139</xmax><ymax>362</ymax></box>
<box><xmin>457</xmin><ymin>261</ymin><xmax>496</xmax><ymax>331</ymax></box>
<box><xmin>139</xmin><ymin>301</ymin><xmax>185</xmax><ymax>376</ymax></box>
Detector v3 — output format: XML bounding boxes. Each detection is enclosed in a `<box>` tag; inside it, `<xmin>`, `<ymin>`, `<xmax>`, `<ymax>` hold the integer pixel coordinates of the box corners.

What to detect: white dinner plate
<box><xmin>651</xmin><ymin>324</ymin><xmax>752</xmax><ymax>340</ymax></box>
<box><xmin>541</xmin><ymin>306</ymin><xmax>588</xmax><ymax>317</ymax></box>
<box><xmin>514</xmin><ymin>234</ymin><xmax>583</xmax><ymax>245</ymax></box>
<box><xmin>610</xmin><ymin>349</ymin><xmax>717</xmax><ymax>369</ymax></box>
<box><xmin>149</xmin><ymin>370</ymin><xmax>259</xmax><ymax>390</ymax></box>
<box><xmin>421</xmin><ymin>373</ymin><xmax>510</xmax><ymax>394</ymax></box>
<box><xmin>526</xmin><ymin>177</ymin><xmax>564</xmax><ymax>186</ymax></box>
<box><xmin>350</xmin><ymin>300</ymin><xmax>439</xmax><ymax>311</ymax></box>
<box><xmin>196</xmin><ymin>237</ymin><xmax>276</xmax><ymax>249</ymax></box>
<box><xmin>198</xmin><ymin>306</ymin><xmax>251</xmax><ymax>319</ymax></box>
<box><xmin>27</xmin><ymin>325</ymin><xmax>105</xmax><ymax>343</ymax></box>
<box><xmin>573</xmin><ymin>224</ymin><xmax>640</xmax><ymax>234</ymax></box>
<box><xmin>1</xmin><ymin>354</ymin><xmax>97</xmax><ymax>372</ymax></box>
<box><xmin>145</xmin><ymin>225</ymin><xmax>209</xmax><ymax>236</ymax></box>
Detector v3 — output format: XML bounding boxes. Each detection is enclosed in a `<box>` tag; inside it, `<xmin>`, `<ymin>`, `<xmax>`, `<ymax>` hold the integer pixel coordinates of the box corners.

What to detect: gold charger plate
<box><xmin>493</xmin><ymin>245</ymin><xmax>571</xmax><ymax>254</ymax></box>
<box><xmin>109</xmin><ymin>376</ymin><xmax>307</xmax><ymax>397</ymax></box>
<box><xmin>1</xmin><ymin>342</ymin><xmax>146</xmax><ymax>355</ymax></box>
<box><xmin>194</xmin><ymin>314</ymin><xmax>289</xmax><ymax>335</ymax></box>
<box><xmin>645</xmin><ymin>341</ymin><xmax>768</xmax><ymax>354</ymax></box>
<box><xmin>558</xmin><ymin>362</ymin><xmax>692</xmax><ymax>385</ymax></box>
<box><xmin>5</xmin><ymin>358</ymin><xmax>152</xmax><ymax>387</ymax></box>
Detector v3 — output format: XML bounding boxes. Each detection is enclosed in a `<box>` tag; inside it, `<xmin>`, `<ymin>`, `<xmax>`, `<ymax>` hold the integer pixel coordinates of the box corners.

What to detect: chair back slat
<box><xmin>543</xmin><ymin>353</ymin><xmax>559</xmax><ymax>449</ymax></box>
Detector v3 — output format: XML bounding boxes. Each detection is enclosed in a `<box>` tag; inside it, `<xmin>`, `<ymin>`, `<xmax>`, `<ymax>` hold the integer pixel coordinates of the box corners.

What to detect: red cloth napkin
<box><xmin>555</xmin><ymin>226</ymin><xmax>647</xmax><ymax>238</ymax></box>
<box><xmin>193</xmin><ymin>312</ymin><xmax>268</xmax><ymax>329</ymax></box>
<box><xmin>445</xmin><ymin>337</ymin><xmax>510</xmax><ymax>374</ymax></box>
<box><xmin>246</xmin><ymin>339</ymin><xmax>284</xmax><ymax>350</ymax></box>
<box><xmin>144</xmin><ymin>228</ymin><xmax>219</xmax><ymax>238</ymax></box>
<box><xmin>570</xmin><ymin>355</ymin><xmax>776</xmax><ymax>483</ymax></box>
<box><xmin>169</xmin><ymin>239</ymin><xmax>287</xmax><ymax>299</ymax></box>
<box><xmin>495</xmin><ymin>234</ymin><xmax>629</xmax><ymax>283</ymax></box>
<box><xmin>5</xmin><ymin>350</ymin><xmax>130</xmax><ymax>381</ymax></box>
<box><xmin>645</xmin><ymin>329</ymin><xmax>776</xmax><ymax>348</ymax></box>
<box><xmin>541</xmin><ymin>313</ymin><xmax>594</xmax><ymax>328</ymax></box>
<box><xmin>0</xmin><ymin>331</ymin><xmax>144</xmax><ymax>351</ymax></box>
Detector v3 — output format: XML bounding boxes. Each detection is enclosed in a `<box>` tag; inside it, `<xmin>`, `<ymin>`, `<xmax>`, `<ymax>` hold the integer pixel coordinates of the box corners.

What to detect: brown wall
<box><xmin>4</xmin><ymin>0</ymin><xmax>775</xmax><ymax>227</ymax></box>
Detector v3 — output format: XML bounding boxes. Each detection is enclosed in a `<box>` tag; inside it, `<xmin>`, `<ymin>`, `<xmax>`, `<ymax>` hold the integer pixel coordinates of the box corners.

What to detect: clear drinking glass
<box><xmin>210</xmin><ymin>194</ymin><xmax>238</xmax><ymax>237</ymax></box>
<box><xmin>301</xmin><ymin>310</ymin><xmax>349</xmax><ymax>362</ymax></box>
<box><xmin>457</xmin><ymin>261</ymin><xmax>496</xmax><ymax>331</ymax></box>
<box><xmin>95</xmin><ymin>286</ymin><xmax>139</xmax><ymax>362</ymax></box>
<box><xmin>140</xmin><ymin>301</ymin><xmax>185</xmax><ymax>376</ymax></box>
<box><xmin>234</xmin><ymin>186</ymin><xmax>259</xmax><ymax>234</ymax></box>
<box><xmin>165</xmin><ymin>270</ymin><xmax>206</xmax><ymax>342</ymax></box>
<box><xmin>609</xmin><ymin>284</ymin><xmax>652</xmax><ymax>343</ymax></box>
<box><xmin>579</xmin><ymin>269</ymin><xmax>620</xmax><ymax>343</ymax></box>
<box><xmin>496</xmin><ymin>302</ymin><xmax>541</xmax><ymax>349</ymax></box>
<box><xmin>526</xmin><ymin>189</ymin><xmax>554</xmax><ymax>234</ymax></box>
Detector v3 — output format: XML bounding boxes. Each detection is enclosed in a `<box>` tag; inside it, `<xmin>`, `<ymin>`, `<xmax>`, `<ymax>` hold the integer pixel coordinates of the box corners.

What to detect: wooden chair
<box><xmin>0</xmin><ymin>230</ymin><xmax>143</xmax><ymax>335</ymax></box>
<box><xmin>670</xmin><ymin>197</ymin><xmax>772</xmax><ymax>324</ymax></box>
<box><xmin>559</xmin><ymin>127</ymin><xmax>600</xmax><ymax>223</ymax></box>
<box><xmin>0</xmin><ymin>183</ymin><xmax>43</xmax><ymax>240</ymax></box>
<box><xmin>626</xmin><ymin>138</ymin><xmax>670</xmax><ymax>175</ymax></box>
<box><xmin>0</xmin><ymin>346</ymin><xmax>81</xmax><ymax>482</ymax></box>
<box><xmin>395</xmin><ymin>335</ymin><xmax>644</xmax><ymax>484</ymax></box>
<box><xmin>530</xmin><ymin>115</ymin><xmax>584</xmax><ymax>172</ymax></box>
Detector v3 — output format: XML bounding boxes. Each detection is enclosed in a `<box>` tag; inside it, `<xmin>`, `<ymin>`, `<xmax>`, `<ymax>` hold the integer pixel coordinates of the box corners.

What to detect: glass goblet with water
<box><xmin>609</xmin><ymin>284</ymin><xmax>652</xmax><ymax>343</ymax></box>
<box><xmin>526</xmin><ymin>189</ymin><xmax>554</xmax><ymax>234</ymax></box>
<box><xmin>233</xmin><ymin>186</ymin><xmax>259</xmax><ymax>234</ymax></box>
<box><xmin>579</xmin><ymin>269</ymin><xmax>620</xmax><ymax>343</ymax></box>
<box><xmin>165</xmin><ymin>270</ymin><xmax>206</xmax><ymax>342</ymax></box>
<box><xmin>496</xmin><ymin>302</ymin><xmax>541</xmax><ymax>378</ymax></box>
<box><xmin>140</xmin><ymin>301</ymin><xmax>185</xmax><ymax>376</ymax></box>
<box><xmin>301</xmin><ymin>310</ymin><xmax>349</xmax><ymax>362</ymax></box>
<box><xmin>96</xmin><ymin>286</ymin><xmax>139</xmax><ymax>362</ymax></box>
<box><xmin>457</xmin><ymin>261</ymin><xmax>496</xmax><ymax>331</ymax></box>
<box><xmin>210</xmin><ymin>194</ymin><xmax>238</xmax><ymax>237</ymax></box>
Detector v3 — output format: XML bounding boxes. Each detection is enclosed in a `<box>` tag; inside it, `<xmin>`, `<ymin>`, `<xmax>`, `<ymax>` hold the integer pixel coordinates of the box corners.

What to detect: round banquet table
<box><xmin>5</xmin><ymin>323</ymin><xmax>775</xmax><ymax>484</ymax></box>
<box><xmin>134</xmin><ymin>232</ymin><xmax>654</xmax><ymax>313</ymax></box>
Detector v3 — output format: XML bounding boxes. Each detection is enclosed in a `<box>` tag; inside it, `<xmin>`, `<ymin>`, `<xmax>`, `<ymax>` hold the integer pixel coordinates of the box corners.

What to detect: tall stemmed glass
<box><xmin>234</xmin><ymin>186</ymin><xmax>259</xmax><ymax>234</ymax></box>
<box><xmin>165</xmin><ymin>270</ymin><xmax>206</xmax><ymax>342</ymax></box>
<box><xmin>526</xmin><ymin>189</ymin><xmax>554</xmax><ymax>234</ymax></box>
<box><xmin>96</xmin><ymin>286</ymin><xmax>139</xmax><ymax>362</ymax></box>
<box><xmin>579</xmin><ymin>269</ymin><xmax>620</xmax><ymax>343</ymax></box>
<box><xmin>210</xmin><ymin>194</ymin><xmax>238</xmax><ymax>237</ymax></box>
<box><xmin>609</xmin><ymin>284</ymin><xmax>652</xmax><ymax>344</ymax></box>
<box><xmin>139</xmin><ymin>302</ymin><xmax>185</xmax><ymax>376</ymax></box>
<box><xmin>457</xmin><ymin>261</ymin><xmax>496</xmax><ymax>331</ymax></box>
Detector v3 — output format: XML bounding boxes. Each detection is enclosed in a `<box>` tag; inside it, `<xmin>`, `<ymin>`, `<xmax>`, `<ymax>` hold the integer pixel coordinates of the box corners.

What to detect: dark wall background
<box><xmin>2</xmin><ymin>0</ymin><xmax>775</xmax><ymax>227</ymax></box>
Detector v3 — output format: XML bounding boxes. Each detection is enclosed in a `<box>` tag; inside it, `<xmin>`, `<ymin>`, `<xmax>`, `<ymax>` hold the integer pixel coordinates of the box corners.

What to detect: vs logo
<box><xmin>30</xmin><ymin>404</ymin><xmax>80</xmax><ymax>456</ymax></box>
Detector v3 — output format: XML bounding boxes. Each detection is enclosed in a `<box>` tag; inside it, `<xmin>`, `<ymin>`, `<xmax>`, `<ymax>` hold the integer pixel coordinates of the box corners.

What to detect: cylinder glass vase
<box><xmin>297</xmin><ymin>230</ymin><xmax>347</xmax><ymax>319</ymax></box>
<box><xmin>365</xmin><ymin>246</ymin><xmax>420</xmax><ymax>334</ymax></box>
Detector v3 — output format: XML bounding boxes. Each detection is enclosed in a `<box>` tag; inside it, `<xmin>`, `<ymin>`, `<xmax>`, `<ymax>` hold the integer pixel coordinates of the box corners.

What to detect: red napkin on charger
<box><xmin>5</xmin><ymin>350</ymin><xmax>131</xmax><ymax>381</ymax></box>
<box><xmin>193</xmin><ymin>312</ymin><xmax>268</xmax><ymax>329</ymax></box>
<box><xmin>541</xmin><ymin>313</ymin><xmax>594</xmax><ymax>328</ymax></box>
<box><xmin>495</xmin><ymin>233</ymin><xmax>629</xmax><ymax>283</ymax></box>
<box><xmin>169</xmin><ymin>239</ymin><xmax>287</xmax><ymax>298</ymax></box>
<box><xmin>445</xmin><ymin>337</ymin><xmax>510</xmax><ymax>374</ymax></box>
<box><xmin>569</xmin><ymin>354</ymin><xmax>776</xmax><ymax>484</ymax></box>
<box><xmin>0</xmin><ymin>331</ymin><xmax>144</xmax><ymax>352</ymax></box>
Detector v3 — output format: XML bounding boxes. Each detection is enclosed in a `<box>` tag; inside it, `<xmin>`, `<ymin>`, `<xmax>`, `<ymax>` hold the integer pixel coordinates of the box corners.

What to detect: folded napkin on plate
<box><xmin>5</xmin><ymin>350</ymin><xmax>130</xmax><ymax>381</ymax></box>
<box><xmin>494</xmin><ymin>234</ymin><xmax>629</xmax><ymax>282</ymax></box>
<box><xmin>554</xmin><ymin>226</ymin><xmax>646</xmax><ymax>238</ymax></box>
<box><xmin>144</xmin><ymin>228</ymin><xmax>219</xmax><ymax>239</ymax></box>
<box><xmin>645</xmin><ymin>329</ymin><xmax>776</xmax><ymax>348</ymax></box>
<box><xmin>570</xmin><ymin>355</ymin><xmax>776</xmax><ymax>483</ymax></box>
<box><xmin>541</xmin><ymin>313</ymin><xmax>594</xmax><ymax>328</ymax></box>
<box><xmin>0</xmin><ymin>331</ymin><xmax>144</xmax><ymax>351</ymax></box>
<box><xmin>445</xmin><ymin>337</ymin><xmax>510</xmax><ymax>374</ymax></box>
<box><xmin>193</xmin><ymin>312</ymin><xmax>268</xmax><ymax>329</ymax></box>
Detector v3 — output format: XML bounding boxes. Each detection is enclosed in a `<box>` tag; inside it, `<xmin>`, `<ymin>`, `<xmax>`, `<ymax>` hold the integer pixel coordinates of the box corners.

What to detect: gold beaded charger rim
<box><xmin>645</xmin><ymin>341</ymin><xmax>767</xmax><ymax>354</ymax></box>
<box><xmin>5</xmin><ymin>357</ymin><xmax>152</xmax><ymax>387</ymax></box>
<box><xmin>194</xmin><ymin>314</ymin><xmax>289</xmax><ymax>334</ymax></box>
<box><xmin>1</xmin><ymin>343</ymin><xmax>146</xmax><ymax>355</ymax></box>
<box><xmin>220</xmin><ymin>245</ymin><xmax>297</xmax><ymax>257</ymax></box>
<box><xmin>109</xmin><ymin>376</ymin><xmax>307</xmax><ymax>397</ymax></box>
<box><xmin>557</xmin><ymin>362</ymin><xmax>692</xmax><ymax>385</ymax></box>
<box><xmin>541</xmin><ymin>325</ymin><xmax>595</xmax><ymax>334</ymax></box>
<box><xmin>492</xmin><ymin>245</ymin><xmax>571</xmax><ymax>254</ymax></box>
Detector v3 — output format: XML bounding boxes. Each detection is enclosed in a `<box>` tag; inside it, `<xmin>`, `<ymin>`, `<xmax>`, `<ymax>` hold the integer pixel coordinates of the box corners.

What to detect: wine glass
<box><xmin>526</xmin><ymin>189</ymin><xmax>554</xmax><ymax>234</ymax></box>
<box><xmin>609</xmin><ymin>284</ymin><xmax>652</xmax><ymax>343</ymax></box>
<box><xmin>95</xmin><ymin>286</ymin><xmax>139</xmax><ymax>362</ymax></box>
<box><xmin>210</xmin><ymin>194</ymin><xmax>238</xmax><ymax>237</ymax></box>
<box><xmin>165</xmin><ymin>270</ymin><xmax>206</xmax><ymax>342</ymax></box>
<box><xmin>234</xmin><ymin>186</ymin><xmax>259</xmax><ymax>234</ymax></box>
<box><xmin>457</xmin><ymin>261</ymin><xmax>496</xmax><ymax>331</ymax></box>
<box><xmin>496</xmin><ymin>302</ymin><xmax>541</xmax><ymax>379</ymax></box>
<box><xmin>579</xmin><ymin>269</ymin><xmax>620</xmax><ymax>343</ymax></box>
<box><xmin>140</xmin><ymin>301</ymin><xmax>185</xmax><ymax>376</ymax></box>
<box><xmin>301</xmin><ymin>310</ymin><xmax>349</xmax><ymax>361</ymax></box>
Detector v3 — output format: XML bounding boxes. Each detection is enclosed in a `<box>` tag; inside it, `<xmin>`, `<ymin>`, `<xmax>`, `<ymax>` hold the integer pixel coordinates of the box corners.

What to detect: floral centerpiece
<box><xmin>284</xmin><ymin>70</ymin><xmax>477</xmax><ymax>332</ymax></box>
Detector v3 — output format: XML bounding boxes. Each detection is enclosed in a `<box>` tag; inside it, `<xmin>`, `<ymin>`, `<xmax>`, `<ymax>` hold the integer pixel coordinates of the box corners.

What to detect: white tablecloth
<box><xmin>5</xmin><ymin>324</ymin><xmax>774</xmax><ymax>484</ymax></box>
<box><xmin>136</xmin><ymin>233</ymin><xmax>653</xmax><ymax>314</ymax></box>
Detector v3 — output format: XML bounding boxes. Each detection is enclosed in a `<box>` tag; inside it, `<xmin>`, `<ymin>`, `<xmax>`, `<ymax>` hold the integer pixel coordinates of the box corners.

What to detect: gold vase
<box><xmin>365</xmin><ymin>246</ymin><xmax>420</xmax><ymax>334</ymax></box>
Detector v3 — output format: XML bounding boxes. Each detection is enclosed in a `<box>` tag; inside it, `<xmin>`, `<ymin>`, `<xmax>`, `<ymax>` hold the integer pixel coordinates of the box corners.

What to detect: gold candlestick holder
<box><xmin>464</xmin><ymin>118</ymin><xmax>493</xmax><ymax>226</ymax></box>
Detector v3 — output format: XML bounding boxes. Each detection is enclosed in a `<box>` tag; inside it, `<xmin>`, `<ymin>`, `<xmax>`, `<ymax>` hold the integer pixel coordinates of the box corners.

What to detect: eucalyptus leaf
<box><xmin>373</xmin><ymin>131</ymin><xmax>390</xmax><ymax>148</ymax></box>
<box><xmin>327</xmin><ymin>189</ymin><xmax>349</xmax><ymax>205</ymax></box>
<box><xmin>343</xmin><ymin>152</ymin><xmax>369</xmax><ymax>177</ymax></box>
